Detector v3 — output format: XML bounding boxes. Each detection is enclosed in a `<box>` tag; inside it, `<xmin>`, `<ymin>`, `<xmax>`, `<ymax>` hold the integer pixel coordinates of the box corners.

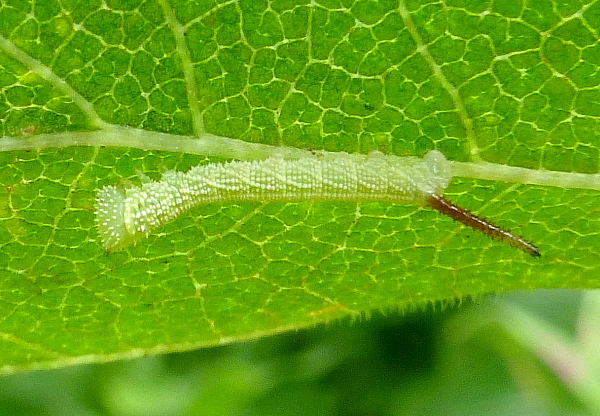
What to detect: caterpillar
<box><xmin>95</xmin><ymin>150</ymin><xmax>539</xmax><ymax>256</ymax></box>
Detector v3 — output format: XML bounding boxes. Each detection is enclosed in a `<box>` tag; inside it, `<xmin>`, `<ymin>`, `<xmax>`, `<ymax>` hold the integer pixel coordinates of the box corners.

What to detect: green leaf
<box><xmin>0</xmin><ymin>0</ymin><xmax>599</xmax><ymax>374</ymax></box>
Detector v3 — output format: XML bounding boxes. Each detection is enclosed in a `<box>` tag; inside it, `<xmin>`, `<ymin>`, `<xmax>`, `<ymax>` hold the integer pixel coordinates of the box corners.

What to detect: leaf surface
<box><xmin>0</xmin><ymin>0</ymin><xmax>599</xmax><ymax>373</ymax></box>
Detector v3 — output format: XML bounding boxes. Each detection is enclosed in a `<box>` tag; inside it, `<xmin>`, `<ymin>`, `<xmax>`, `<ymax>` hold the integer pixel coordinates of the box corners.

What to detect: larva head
<box><xmin>95</xmin><ymin>185</ymin><xmax>135</xmax><ymax>251</ymax></box>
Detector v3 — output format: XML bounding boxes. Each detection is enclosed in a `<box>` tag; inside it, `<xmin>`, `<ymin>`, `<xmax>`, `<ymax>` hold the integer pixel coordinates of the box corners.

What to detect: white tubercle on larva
<box><xmin>95</xmin><ymin>150</ymin><xmax>451</xmax><ymax>251</ymax></box>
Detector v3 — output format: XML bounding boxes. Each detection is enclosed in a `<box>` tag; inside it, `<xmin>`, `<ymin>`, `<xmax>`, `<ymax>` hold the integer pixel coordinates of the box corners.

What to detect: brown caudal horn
<box><xmin>426</xmin><ymin>194</ymin><xmax>540</xmax><ymax>257</ymax></box>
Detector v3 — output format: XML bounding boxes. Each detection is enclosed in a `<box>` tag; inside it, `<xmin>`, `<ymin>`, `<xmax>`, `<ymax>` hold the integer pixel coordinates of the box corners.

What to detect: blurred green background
<box><xmin>1</xmin><ymin>289</ymin><xmax>597</xmax><ymax>416</ymax></box>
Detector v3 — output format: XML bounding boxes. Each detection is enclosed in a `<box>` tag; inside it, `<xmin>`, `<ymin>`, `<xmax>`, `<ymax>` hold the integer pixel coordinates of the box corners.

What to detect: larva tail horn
<box><xmin>95</xmin><ymin>185</ymin><xmax>135</xmax><ymax>252</ymax></box>
<box><xmin>427</xmin><ymin>195</ymin><xmax>541</xmax><ymax>257</ymax></box>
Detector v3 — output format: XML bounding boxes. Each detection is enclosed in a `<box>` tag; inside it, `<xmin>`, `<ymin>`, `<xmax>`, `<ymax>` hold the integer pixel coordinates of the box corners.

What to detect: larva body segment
<box><xmin>95</xmin><ymin>150</ymin><xmax>451</xmax><ymax>251</ymax></box>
